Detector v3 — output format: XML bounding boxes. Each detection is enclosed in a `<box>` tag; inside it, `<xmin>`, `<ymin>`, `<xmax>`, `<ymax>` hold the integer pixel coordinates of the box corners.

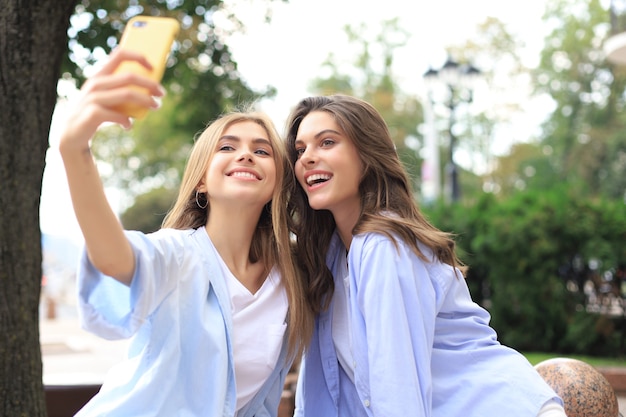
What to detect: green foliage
<box><xmin>481</xmin><ymin>192</ymin><xmax>570</xmax><ymax>351</ymax></box>
<box><xmin>559</xmin><ymin>311</ymin><xmax>623</xmax><ymax>356</ymax></box>
<box><xmin>90</xmin><ymin>91</ymin><xmax>197</xmax><ymax>195</ymax></box>
<box><xmin>65</xmin><ymin>0</ymin><xmax>280</xmax><ymax>201</ymax></box>
<box><xmin>423</xmin><ymin>189</ymin><xmax>626</xmax><ymax>356</ymax></box>
<box><xmin>533</xmin><ymin>0</ymin><xmax>626</xmax><ymax>200</ymax></box>
<box><xmin>63</xmin><ymin>0</ymin><xmax>277</xmax><ymax>88</ymax></box>
<box><xmin>120</xmin><ymin>187</ymin><xmax>178</xmax><ymax>232</ymax></box>
<box><xmin>487</xmin><ymin>143</ymin><xmax>550</xmax><ymax>195</ymax></box>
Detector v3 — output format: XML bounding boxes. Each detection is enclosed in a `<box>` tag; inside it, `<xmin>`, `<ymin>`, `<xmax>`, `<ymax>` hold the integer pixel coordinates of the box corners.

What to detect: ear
<box><xmin>196</xmin><ymin>181</ymin><xmax>207</xmax><ymax>193</ymax></box>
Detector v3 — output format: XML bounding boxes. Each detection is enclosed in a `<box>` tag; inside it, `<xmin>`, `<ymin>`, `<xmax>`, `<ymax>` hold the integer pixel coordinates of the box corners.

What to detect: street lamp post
<box><xmin>423</xmin><ymin>56</ymin><xmax>481</xmax><ymax>203</ymax></box>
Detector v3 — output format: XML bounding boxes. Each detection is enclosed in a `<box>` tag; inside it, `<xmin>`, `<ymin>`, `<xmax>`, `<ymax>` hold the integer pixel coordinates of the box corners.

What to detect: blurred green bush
<box><xmin>423</xmin><ymin>189</ymin><xmax>625</xmax><ymax>357</ymax></box>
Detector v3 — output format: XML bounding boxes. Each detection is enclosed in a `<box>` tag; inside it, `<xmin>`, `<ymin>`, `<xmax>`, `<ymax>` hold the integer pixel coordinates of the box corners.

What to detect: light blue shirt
<box><xmin>295</xmin><ymin>231</ymin><xmax>562</xmax><ymax>417</ymax></box>
<box><xmin>75</xmin><ymin>227</ymin><xmax>291</xmax><ymax>417</ymax></box>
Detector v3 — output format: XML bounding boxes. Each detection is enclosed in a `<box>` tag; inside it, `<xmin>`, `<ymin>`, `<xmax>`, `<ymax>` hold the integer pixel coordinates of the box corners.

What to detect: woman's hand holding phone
<box><xmin>60</xmin><ymin>49</ymin><xmax>165</xmax><ymax>154</ymax></box>
<box><xmin>61</xmin><ymin>15</ymin><xmax>179</xmax><ymax>149</ymax></box>
<box><xmin>111</xmin><ymin>16</ymin><xmax>180</xmax><ymax>119</ymax></box>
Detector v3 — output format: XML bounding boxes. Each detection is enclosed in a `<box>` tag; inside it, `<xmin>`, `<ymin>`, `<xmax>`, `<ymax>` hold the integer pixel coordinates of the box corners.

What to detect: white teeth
<box><xmin>230</xmin><ymin>171</ymin><xmax>257</xmax><ymax>179</ymax></box>
<box><xmin>306</xmin><ymin>173</ymin><xmax>331</xmax><ymax>185</ymax></box>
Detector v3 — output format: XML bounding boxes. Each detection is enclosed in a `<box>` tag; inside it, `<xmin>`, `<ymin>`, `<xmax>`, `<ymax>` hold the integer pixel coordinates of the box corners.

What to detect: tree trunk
<box><xmin>0</xmin><ymin>1</ymin><xmax>76</xmax><ymax>415</ymax></box>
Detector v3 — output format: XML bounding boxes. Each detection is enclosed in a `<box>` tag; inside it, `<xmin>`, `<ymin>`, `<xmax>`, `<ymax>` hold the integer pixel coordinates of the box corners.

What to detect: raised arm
<box><xmin>58</xmin><ymin>49</ymin><xmax>164</xmax><ymax>285</ymax></box>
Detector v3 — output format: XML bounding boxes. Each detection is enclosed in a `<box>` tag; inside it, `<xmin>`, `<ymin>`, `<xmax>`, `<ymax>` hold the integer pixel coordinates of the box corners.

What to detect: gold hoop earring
<box><xmin>195</xmin><ymin>190</ymin><xmax>208</xmax><ymax>209</ymax></box>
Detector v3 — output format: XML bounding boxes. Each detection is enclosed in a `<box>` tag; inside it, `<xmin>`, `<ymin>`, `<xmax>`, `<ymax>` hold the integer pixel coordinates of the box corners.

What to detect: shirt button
<box><xmin>353</xmin><ymin>361</ymin><xmax>357</xmax><ymax>368</ymax></box>
<box><xmin>364</xmin><ymin>399</ymin><xmax>370</xmax><ymax>407</ymax></box>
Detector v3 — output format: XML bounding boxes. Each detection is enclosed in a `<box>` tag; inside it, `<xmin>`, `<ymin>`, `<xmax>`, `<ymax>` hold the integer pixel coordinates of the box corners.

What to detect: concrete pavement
<box><xmin>41</xmin><ymin>317</ymin><xmax>128</xmax><ymax>386</ymax></box>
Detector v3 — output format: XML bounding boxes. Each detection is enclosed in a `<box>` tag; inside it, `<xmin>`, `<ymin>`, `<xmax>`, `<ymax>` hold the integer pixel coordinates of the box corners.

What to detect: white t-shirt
<box><xmin>218</xmin><ymin>258</ymin><xmax>288</xmax><ymax>413</ymax></box>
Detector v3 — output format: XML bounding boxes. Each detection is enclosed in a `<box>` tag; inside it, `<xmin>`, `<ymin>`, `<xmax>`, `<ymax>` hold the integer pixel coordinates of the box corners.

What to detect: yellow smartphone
<box><xmin>113</xmin><ymin>16</ymin><xmax>180</xmax><ymax>119</ymax></box>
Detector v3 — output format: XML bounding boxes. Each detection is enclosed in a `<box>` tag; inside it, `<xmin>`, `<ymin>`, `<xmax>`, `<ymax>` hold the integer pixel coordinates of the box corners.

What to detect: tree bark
<box><xmin>0</xmin><ymin>1</ymin><xmax>76</xmax><ymax>415</ymax></box>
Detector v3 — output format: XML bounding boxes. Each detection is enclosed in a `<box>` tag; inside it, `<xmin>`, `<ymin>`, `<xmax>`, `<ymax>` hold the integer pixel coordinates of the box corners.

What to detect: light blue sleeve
<box><xmin>76</xmin><ymin>229</ymin><xmax>184</xmax><ymax>340</ymax></box>
<box><xmin>351</xmin><ymin>235</ymin><xmax>437</xmax><ymax>417</ymax></box>
<box><xmin>294</xmin><ymin>356</ymin><xmax>305</xmax><ymax>417</ymax></box>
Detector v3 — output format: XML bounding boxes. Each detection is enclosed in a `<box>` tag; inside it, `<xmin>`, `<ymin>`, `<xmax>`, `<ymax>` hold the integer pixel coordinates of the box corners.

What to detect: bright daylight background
<box><xmin>40</xmin><ymin>0</ymin><xmax>554</xmax><ymax>246</ymax></box>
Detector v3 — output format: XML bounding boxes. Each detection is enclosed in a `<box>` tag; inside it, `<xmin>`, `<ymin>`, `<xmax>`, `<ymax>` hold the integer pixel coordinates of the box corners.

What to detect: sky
<box><xmin>40</xmin><ymin>0</ymin><xmax>553</xmax><ymax>243</ymax></box>
<box><xmin>226</xmin><ymin>0</ymin><xmax>550</xmax><ymax>125</ymax></box>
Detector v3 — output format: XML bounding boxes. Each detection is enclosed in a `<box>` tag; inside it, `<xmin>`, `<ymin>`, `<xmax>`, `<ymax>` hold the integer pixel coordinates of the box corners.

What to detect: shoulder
<box><xmin>351</xmin><ymin>230</ymin><xmax>393</xmax><ymax>250</ymax></box>
<box><xmin>348</xmin><ymin>233</ymin><xmax>421</xmax><ymax>279</ymax></box>
<box><xmin>351</xmin><ymin>231</ymin><xmax>436</xmax><ymax>262</ymax></box>
<box><xmin>352</xmin><ymin>236</ymin><xmax>460</xmax><ymax>312</ymax></box>
<box><xmin>149</xmin><ymin>227</ymin><xmax>202</xmax><ymax>246</ymax></box>
<box><xmin>125</xmin><ymin>228</ymin><xmax>202</xmax><ymax>262</ymax></box>
<box><xmin>125</xmin><ymin>227</ymin><xmax>195</xmax><ymax>242</ymax></box>
<box><xmin>350</xmin><ymin>231</ymin><xmax>455</xmax><ymax>286</ymax></box>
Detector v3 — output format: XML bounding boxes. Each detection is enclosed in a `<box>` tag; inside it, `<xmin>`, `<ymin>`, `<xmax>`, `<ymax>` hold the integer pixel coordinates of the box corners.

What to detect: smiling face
<box><xmin>199</xmin><ymin>120</ymin><xmax>277</xmax><ymax>208</ymax></box>
<box><xmin>294</xmin><ymin>111</ymin><xmax>363</xmax><ymax>227</ymax></box>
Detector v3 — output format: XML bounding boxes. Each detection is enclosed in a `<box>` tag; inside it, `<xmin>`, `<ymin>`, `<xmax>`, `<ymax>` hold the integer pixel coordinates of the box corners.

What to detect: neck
<box><xmin>205</xmin><ymin>203</ymin><xmax>268</xmax><ymax>293</ymax></box>
<box><xmin>332</xmin><ymin>209</ymin><xmax>360</xmax><ymax>251</ymax></box>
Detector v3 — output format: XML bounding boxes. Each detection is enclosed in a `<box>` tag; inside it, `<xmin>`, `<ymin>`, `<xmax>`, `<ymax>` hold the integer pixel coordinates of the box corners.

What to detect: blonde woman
<box><xmin>59</xmin><ymin>49</ymin><xmax>312</xmax><ymax>416</ymax></box>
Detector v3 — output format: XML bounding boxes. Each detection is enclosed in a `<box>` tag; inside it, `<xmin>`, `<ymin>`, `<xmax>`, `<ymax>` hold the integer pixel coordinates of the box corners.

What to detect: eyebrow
<box><xmin>295</xmin><ymin>129</ymin><xmax>342</xmax><ymax>144</ymax></box>
<box><xmin>219</xmin><ymin>135</ymin><xmax>272</xmax><ymax>146</ymax></box>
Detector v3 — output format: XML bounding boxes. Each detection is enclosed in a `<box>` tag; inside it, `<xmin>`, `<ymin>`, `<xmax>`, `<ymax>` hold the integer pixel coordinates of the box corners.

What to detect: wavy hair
<box><xmin>163</xmin><ymin>110</ymin><xmax>313</xmax><ymax>358</ymax></box>
<box><xmin>285</xmin><ymin>95</ymin><xmax>466</xmax><ymax>313</ymax></box>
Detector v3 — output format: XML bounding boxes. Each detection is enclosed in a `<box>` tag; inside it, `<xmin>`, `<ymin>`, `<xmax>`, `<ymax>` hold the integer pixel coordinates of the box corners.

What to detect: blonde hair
<box><xmin>163</xmin><ymin>110</ymin><xmax>313</xmax><ymax>358</ymax></box>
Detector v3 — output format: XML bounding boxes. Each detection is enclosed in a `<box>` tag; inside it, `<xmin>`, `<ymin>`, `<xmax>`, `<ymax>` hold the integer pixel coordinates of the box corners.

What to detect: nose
<box><xmin>299</xmin><ymin>147</ymin><xmax>316</xmax><ymax>165</ymax></box>
<box><xmin>237</xmin><ymin>150</ymin><xmax>254</xmax><ymax>163</ymax></box>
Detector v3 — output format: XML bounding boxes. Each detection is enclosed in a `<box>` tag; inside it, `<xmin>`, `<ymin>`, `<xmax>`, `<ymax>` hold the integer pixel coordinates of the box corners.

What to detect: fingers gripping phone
<box><xmin>113</xmin><ymin>16</ymin><xmax>180</xmax><ymax>119</ymax></box>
